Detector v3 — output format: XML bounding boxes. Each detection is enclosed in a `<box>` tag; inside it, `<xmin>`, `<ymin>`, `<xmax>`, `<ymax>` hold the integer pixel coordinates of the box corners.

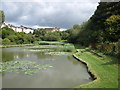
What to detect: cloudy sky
<box><xmin>0</xmin><ymin>0</ymin><xmax>99</xmax><ymax>29</ymax></box>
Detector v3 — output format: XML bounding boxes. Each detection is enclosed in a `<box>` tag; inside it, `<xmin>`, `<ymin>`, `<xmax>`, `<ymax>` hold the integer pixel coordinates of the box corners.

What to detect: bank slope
<box><xmin>74</xmin><ymin>49</ymin><xmax>118</xmax><ymax>88</ymax></box>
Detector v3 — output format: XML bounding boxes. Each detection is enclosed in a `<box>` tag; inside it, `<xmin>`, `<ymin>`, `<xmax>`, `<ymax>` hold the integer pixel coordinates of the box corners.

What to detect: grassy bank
<box><xmin>0</xmin><ymin>44</ymin><xmax>34</xmax><ymax>48</ymax></box>
<box><xmin>73</xmin><ymin>48</ymin><xmax>118</xmax><ymax>88</ymax></box>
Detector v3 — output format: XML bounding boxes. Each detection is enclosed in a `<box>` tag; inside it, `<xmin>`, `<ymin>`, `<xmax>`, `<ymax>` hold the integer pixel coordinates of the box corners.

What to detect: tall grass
<box><xmin>38</xmin><ymin>41</ymin><xmax>64</xmax><ymax>45</ymax></box>
<box><xmin>62</xmin><ymin>43</ymin><xmax>75</xmax><ymax>52</ymax></box>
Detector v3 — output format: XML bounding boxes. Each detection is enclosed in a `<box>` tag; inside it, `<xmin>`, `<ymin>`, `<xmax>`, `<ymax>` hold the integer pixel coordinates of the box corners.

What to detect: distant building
<box><xmin>1</xmin><ymin>23</ymin><xmax>6</xmax><ymax>28</ymax></box>
<box><xmin>45</xmin><ymin>27</ymin><xmax>60</xmax><ymax>32</ymax></box>
<box><xmin>1</xmin><ymin>23</ymin><xmax>34</xmax><ymax>33</ymax></box>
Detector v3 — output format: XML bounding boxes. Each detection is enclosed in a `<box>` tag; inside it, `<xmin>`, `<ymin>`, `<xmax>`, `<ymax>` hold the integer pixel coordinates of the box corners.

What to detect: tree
<box><xmin>33</xmin><ymin>28</ymin><xmax>46</xmax><ymax>39</ymax></box>
<box><xmin>2</xmin><ymin>26</ymin><xmax>15</xmax><ymax>39</ymax></box>
<box><xmin>73</xmin><ymin>24</ymin><xmax>80</xmax><ymax>29</ymax></box>
<box><xmin>60</xmin><ymin>31</ymin><xmax>69</xmax><ymax>40</ymax></box>
<box><xmin>105</xmin><ymin>15</ymin><xmax>120</xmax><ymax>42</ymax></box>
<box><xmin>0</xmin><ymin>10</ymin><xmax>5</xmax><ymax>24</ymax></box>
<box><xmin>44</xmin><ymin>32</ymin><xmax>61</xmax><ymax>41</ymax></box>
<box><xmin>7</xmin><ymin>35</ymin><xmax>17</xmax><ymax>43</ymax></box>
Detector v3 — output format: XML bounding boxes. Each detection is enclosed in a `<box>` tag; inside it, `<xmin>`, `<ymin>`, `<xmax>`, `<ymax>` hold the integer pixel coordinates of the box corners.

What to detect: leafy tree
<box><xmin>73</xmin><ymin>24</ymin><xmax>80</xmax><ymax>29</ymax></box>
<box><xmin>7</xmin><ymin>35</ymin><xmax>17</xmax><ymax>43</ymax></box>
<box><xmin>0</xmin><ymin>10</ymin><xmax>5</xmax><ymax>23</ymax></box>
<box><xmin>2</xmin><ymin>26</ymin><xmax>15</xmax><ymax>39</ymax></box>
<box><xmin>44</xmin><ymin>32</ymin><xmax>61</xmax><ymax>41</ymax></box>
<box><xmin>60</xmin><ymin>31</ymin><xmax>69</xmax><ymax>40</ymax></box>
<box><xmin>105</xmin><ymin>15</ymin><xmax>120</xmax><ymax>42</ymax></box>
<box><xmin>33</xmin><ymin>28</ymin><xmax>46</xmax><ymax>40</ymax></box>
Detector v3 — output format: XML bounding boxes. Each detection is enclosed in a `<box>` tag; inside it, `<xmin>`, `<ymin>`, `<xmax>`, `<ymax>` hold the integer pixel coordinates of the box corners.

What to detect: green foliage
<box><xmin>1</xmin><ymin>26</ymin><xmax>35</xmax><ymax>45</ymax></box>
<box><xmin>0</xmin><ymin>10</ymin><xmax>5</xmax><ymax>23</ymax></box>
<box><xmin>33</xmin><ymin>28</ymin><xmax>46</xmax><ymax>40</ymax></box>
<box><xmin>38</xmin><ymin>41</ymin><xmax>64</xmax><ymax>45</ymax></box>
<box><xmin>66</xmin><ymin>2</ymin><xmax>120</xmax><ymax>59</ymax></box>
<box><xmin>67</xmin><ymin>22</ymin><xmax>92</xmax><ymax>45</ymax></box>
<box><xmin>105</xmin><ymin>15</ymin><xmax>120</xmax><ymax>42</ymax></box>
<box><xmin>33</xmin><ymin>28</ymin><xmax>70</xmax><ymax>41</ymax></box>
<box><xmin>60</xmin><ymin>31</ymin><xmax>69</xmax><ymax>40</ymax></box>
<box><xmin>67</xmin><ymin>25</ymin><xmax>82</xmax><ymax>43</ymax></box>
<box><xmin>73</xmin><ymin>24</ymin><xmax>80</xmax><ymax>29</ymax></box>
<box><xmin>62</xmin><ymin>43</ymin><xmax>75</xmax><ymax>52</ymax></box>
<box><xmin>43</xmin><ymin>32</ymin><xmax>61</xmax><ymax>41</ymax></box>
<box><xmin>1</xmin><ymin>25</ymin><xmax>69</xmax><ymax>45</ymax></box>
<box><xmin>2</xmin><ymin>26</ymin><xmax>15</xmax><ymax>39</ymax></box>
<box><xmin>2</xmin><ymin>38</ymin><xmax>10</xmax><ymax>45</ymax></box>
<box><xmin>116</xmin><ymin>39</ymin><xmax>120</xmax><ymax>58</ymax></box>
<box><xmin>68</xmin><ymin>2</ymin><xmax>120</xmax><ymax>46</ymax></box>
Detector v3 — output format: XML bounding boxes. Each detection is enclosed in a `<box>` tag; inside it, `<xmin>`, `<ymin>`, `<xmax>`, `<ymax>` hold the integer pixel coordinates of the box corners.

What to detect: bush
<box><xmin>2</xmin><ymin>38</ymin><xmax>10</xmax><ymax>45</ymax></box>
<box><xmin>63</xmin><ymin>43</ymin><xmax>75</xmax><ymax>52</ymax></box>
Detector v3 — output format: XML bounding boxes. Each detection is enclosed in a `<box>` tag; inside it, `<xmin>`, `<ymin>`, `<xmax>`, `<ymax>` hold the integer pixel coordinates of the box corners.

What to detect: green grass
<box><xmin>74</xmin><ymin>49</ymin><xmax>118</xmax><ymax>88</ymax></box>
<box><xmin>61</xmin><ymin>43</ymin><xmax>75</xmax><ymax>52</ymax></box>
<box><xmin>38</xmin><ymin>41</ymin><xmax>65</xmax><ymax>45</ymax></box>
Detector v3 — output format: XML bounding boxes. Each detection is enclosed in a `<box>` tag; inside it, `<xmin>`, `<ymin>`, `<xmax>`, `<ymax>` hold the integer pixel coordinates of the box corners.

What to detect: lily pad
<box><xmin>0</xmin><ymin>61</ymin><xmax>53</xmax><ymax>75</ymax></box>
<box><xmin>44</xmin><ymin>52</ymin><xmax>72</xmax><ymax>55</ymax></box>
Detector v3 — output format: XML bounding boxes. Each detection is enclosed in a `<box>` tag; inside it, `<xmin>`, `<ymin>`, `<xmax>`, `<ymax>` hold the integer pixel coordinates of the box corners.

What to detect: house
<box><xmin>1</xmin><ymin>23</ymin><xmax>34</xmax><ymax>33</ymax></box>
<box><xmin>1</xmin><ymin>23</ymin><xmax>6</xmax><ymax>28</ymax></box>
<box><xmin>45</xmin><ymin>27</ymin><xmax>60</xmax><ymax>32</ymax></box>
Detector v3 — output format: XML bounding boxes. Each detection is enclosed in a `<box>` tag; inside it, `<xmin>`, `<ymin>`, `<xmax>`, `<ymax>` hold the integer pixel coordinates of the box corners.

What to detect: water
<box><xmin>1</xmin><ymin>46</ymin><xmax>92</xmax><ymax>88</ymax></box>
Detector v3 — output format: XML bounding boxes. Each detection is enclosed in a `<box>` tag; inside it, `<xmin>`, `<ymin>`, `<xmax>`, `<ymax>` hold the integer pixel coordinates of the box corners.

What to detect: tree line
<box><xmin>68</xmin><ymin>2</ymin><xmax>120</xmax><ymax>44</ymax></box>
<box><xmin>67</xmin><ymin>2</ymin><xmax>120</xmax><ymax>58</ymax></box>
<box><xmin>0</xmin><ymin>26</ymin><xmax>70</xmax><ymax>45</ymax></box>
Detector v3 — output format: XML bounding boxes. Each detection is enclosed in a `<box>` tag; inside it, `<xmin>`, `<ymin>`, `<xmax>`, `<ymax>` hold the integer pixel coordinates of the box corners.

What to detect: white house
<box><xmin>1</xmin><ymin>23</ymin><xmax>34</xmax><ymax>34</ymax></box>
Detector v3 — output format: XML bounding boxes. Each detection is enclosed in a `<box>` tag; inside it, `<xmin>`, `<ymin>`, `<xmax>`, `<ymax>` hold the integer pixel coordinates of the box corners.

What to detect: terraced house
<box><xmin>1</xmin><ymin>23</ymin><xmax>34</xmax><ymax>33</ymax></box>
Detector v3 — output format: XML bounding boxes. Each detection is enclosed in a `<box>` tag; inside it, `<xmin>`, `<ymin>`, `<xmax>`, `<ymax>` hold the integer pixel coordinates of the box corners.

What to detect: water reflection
<box><xmin>2</xmin><ymin>46</ymin><xmax>92</xmax><ymax>88</ymax></box>
<box><xmin>2</xmin><ymin>51</ymin><xmax>14</xmax><ymax>62</ymax></box>
<box><xmin>67</xmin><ymin>56</ymin><xmax>80</xmax><ymax>65</ymax></box>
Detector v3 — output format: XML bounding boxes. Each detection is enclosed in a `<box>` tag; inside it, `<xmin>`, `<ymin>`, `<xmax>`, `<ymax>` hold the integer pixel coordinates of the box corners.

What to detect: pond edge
<box><xmin>73</xmin><ymin>50</ymin><xmax>100</xmax><ymax>88</ymax></box>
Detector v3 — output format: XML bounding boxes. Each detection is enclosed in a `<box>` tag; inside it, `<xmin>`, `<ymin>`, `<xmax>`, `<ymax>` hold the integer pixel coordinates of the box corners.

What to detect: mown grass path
<box><xmin>74</xmin><ymin>49</ymin><xmax>118</xmax><ymax>88</ymax></box>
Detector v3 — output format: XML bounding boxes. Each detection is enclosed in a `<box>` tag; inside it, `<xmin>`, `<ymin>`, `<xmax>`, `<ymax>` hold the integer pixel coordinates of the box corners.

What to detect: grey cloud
<box><xmin>1</xmin><ymin>1</ymin><xmax>99</xmax><ymax>29</ymax></box>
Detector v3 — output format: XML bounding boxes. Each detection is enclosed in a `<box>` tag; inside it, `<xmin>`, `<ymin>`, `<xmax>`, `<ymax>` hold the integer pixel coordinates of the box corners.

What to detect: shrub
<box><xmin>63</xmin><ymin>43</ymin><xmax>75</xmax><ymax>52</ymax></box>
<box><xmin>2</xmin><ymin>38</ymin><xmax>11</xmax><ymax>45</ymax></box>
